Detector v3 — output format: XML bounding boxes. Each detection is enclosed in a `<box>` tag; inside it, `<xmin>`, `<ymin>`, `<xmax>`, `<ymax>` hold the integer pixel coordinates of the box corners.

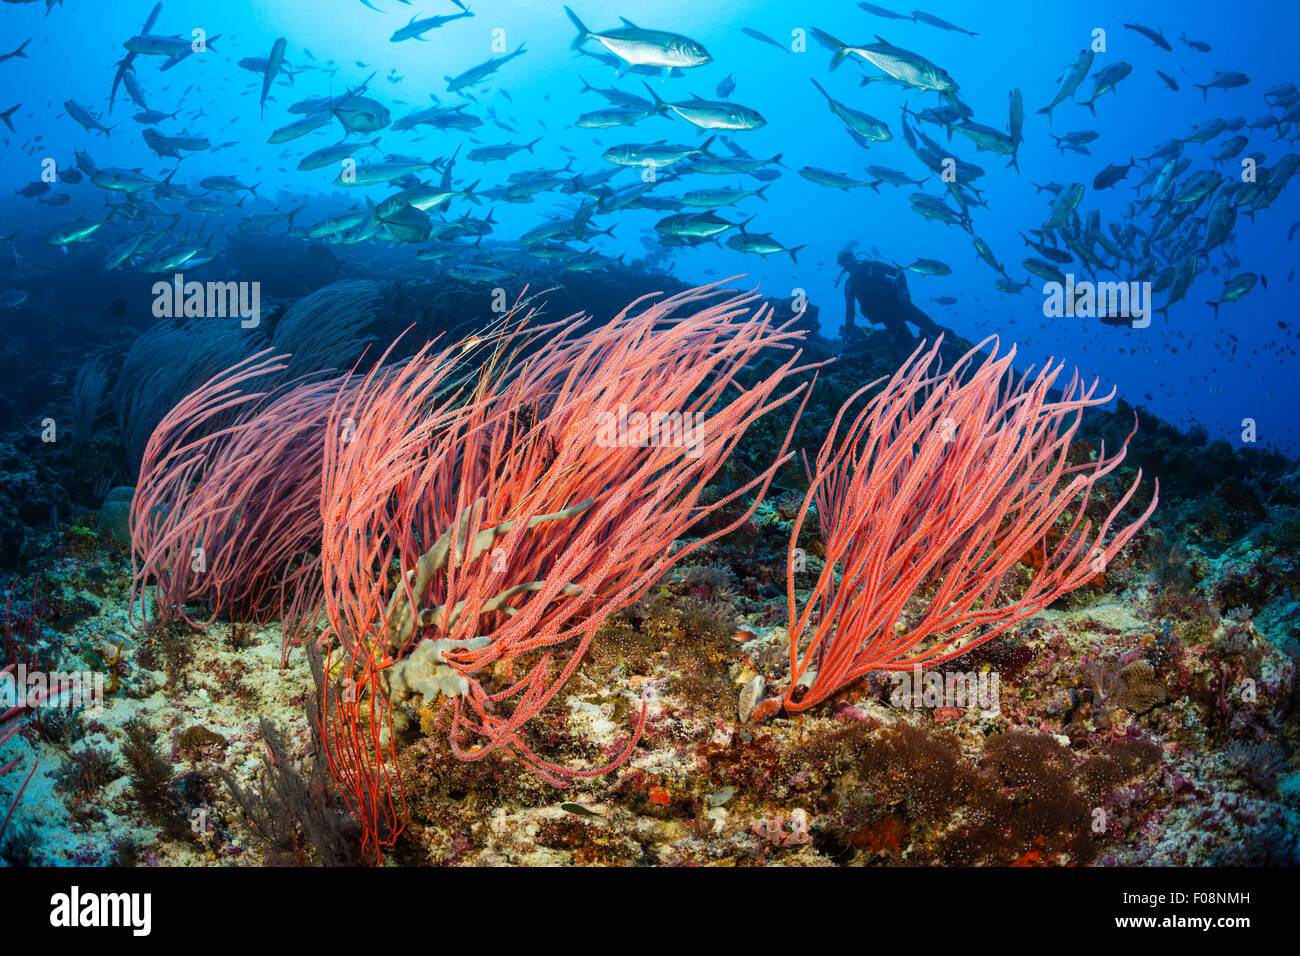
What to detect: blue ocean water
<box><xmin>0</xmin><ymin>0</ymin><xmax>1297</xmax><ymax>452</ymax></box>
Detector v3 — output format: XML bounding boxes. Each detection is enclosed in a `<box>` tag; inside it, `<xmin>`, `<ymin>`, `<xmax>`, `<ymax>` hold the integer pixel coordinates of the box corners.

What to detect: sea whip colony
<box><xmin>128</xmin><ymin>284</ymin><xmax>1155</xmax><ymax>861</ymax></box>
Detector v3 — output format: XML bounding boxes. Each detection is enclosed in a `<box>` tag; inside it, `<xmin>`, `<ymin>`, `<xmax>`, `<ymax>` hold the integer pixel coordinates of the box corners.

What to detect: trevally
<box><xmin>810</xmin><ymin>28</ymin><xmax>958</xmax><ymax>92</ymax></box>
<box><xmin>565</xmin><ymin>7</ymin><xmax>711</xmax><ymax>69</ymax></box>
<box><xmin>642</xmin><ymin>85</ymin><xmax>766</xmax><ymax>131</ymax></box>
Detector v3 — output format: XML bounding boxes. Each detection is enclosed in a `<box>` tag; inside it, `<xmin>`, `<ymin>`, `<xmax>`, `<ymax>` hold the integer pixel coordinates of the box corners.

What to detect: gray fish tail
<box><xmin>564</xmin><ymin>6</ymin><xmax>590</xmax><ymax>50</ymax></box>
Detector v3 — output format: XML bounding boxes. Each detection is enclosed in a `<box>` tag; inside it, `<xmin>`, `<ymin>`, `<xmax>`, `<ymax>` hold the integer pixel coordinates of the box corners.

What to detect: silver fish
<box><xmin>64</xmin><ymin>99</ymin><xmax>113</xmax><ymax>137</ymax></box>
<box><xmin>565</xmin><ymin>6</ymin><xmax>710</xmax><ymax>69</ymax></box>
<box><xmin>1037</xmin><ymin>48</ymin><xmax>1094</xmax><ymax>123</ymax></box>
<box><xmin>391</xmin><ymin>7</ymin><xmax>474</xmax><ymax>42</ymax></box>
<box><xmin>261</xmin><ymin>38</ymin><xmax>287</xmax><ymax>119</ymax></box>
<box><xmin>643</xmin><ymin>85</ymin><xmax>765</xmax><ymax>131</ymax></box>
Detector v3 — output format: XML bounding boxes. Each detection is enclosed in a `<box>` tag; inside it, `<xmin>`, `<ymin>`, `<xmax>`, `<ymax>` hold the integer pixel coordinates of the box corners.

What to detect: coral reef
<box><xmin>1</xmin><ymin>278</ymin><xmax>1295</xmax><ymax>868</ymax></box>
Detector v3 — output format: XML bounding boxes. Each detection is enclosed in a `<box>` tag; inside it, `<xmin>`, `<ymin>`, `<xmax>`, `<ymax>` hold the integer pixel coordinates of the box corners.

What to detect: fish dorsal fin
<box><xmin>875</xmin><ymin>34</ymin><xmax>889</xmax><ymax>44</ymax></box>
<box><xmin>619</xmin><ymin>16</ymin><xmax>638</xmax><ymax>27</ymax></box>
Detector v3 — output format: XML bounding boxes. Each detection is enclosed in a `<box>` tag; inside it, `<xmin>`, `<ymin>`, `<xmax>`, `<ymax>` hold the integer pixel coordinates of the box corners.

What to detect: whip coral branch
<box><xmin>129</xmin><ymin>350</ymin><xmax>344</xmax><ymax>641</ymax></box>
<box><xmin>128</xmin><ymin>333</ymin><xmax>495</xmax><ymax>663</ymax></box>
<box><xmin>782</xmin><ymin>336</ymin><xmax>1157</xmax><ymax>713</ymax></box>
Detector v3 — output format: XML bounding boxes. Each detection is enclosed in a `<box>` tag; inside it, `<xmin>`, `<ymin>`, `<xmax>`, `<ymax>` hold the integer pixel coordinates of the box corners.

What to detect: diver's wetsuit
<box><xmin>843</xmin><ymin>259</ymin><xmax>943</xmax><ymax>344</ymax></box>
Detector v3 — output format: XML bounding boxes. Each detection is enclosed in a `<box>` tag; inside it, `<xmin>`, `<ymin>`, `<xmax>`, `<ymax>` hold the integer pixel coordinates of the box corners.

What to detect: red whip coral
<box><xmin>129</xmin><ymin>351</ymin><xmax>346</xmax><ymax>641</ymax></box>
<box><xmin>782</xmin><ymin>336</ymin><xmax>1157</xmax><ymax>713</ymax></box>
<box><xmin>127</xmin><ymin>329</ymin><xmax>504</xmax><ymax>664</ymax></box>
<box><xmin>318</xmin><ymin>284</ymin><xmax>813</xmax><ymax>859</ymax></box>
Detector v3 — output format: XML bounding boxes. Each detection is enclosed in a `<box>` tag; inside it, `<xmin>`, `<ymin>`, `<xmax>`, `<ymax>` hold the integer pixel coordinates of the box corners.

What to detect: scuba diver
<box><xmin>837</xmin><ymin>249</ymin><xmax>951</xmax><ymax>348</ymax></box>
